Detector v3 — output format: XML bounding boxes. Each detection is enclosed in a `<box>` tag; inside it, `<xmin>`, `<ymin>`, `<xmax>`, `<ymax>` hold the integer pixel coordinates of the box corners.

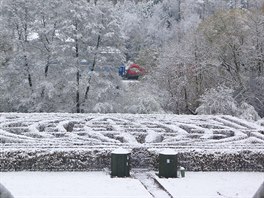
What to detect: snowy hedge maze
<box><xmin>0</xmin><ymin>113</ymin><xmax>264</xmax><ymax>171</ymax></box>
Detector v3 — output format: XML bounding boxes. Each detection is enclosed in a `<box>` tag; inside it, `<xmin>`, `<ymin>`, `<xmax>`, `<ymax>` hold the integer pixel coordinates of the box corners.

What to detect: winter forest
<box><xmin>0</xmin><ymin>0</ymin><xmax>263</xmax><ymax>119</ymax></box>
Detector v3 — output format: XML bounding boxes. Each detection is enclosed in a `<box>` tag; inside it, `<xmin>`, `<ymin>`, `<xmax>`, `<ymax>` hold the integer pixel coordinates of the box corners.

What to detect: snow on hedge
<box><xmin>0</xmin><ymin>113</ymin><xmax>264</xmax><ymax>171</ymax></box>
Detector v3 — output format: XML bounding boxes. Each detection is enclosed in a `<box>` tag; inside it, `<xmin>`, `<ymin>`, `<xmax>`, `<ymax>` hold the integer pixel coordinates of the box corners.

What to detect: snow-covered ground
<box><xmin>154</xmin><ymin>172</ymin><xmax>264</xmax><ymax>198</ymax></box>
<box><xmin>0</xmin><ymin>172</ymin><xmax>152</xmax><ymax>198</ymax></box>
<box><xmin>0</xmin><ymin>171</ymin><xmax>263</xmax><ymax>198</ymax></box>
<box><xmin>1</xmin><ymin>113</ymin><xmax>264</xmax><ymax>151</ymax></box>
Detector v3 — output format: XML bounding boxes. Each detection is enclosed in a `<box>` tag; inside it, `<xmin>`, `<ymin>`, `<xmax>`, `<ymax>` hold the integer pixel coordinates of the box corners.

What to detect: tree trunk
<box><xmin>84</xmin><ymin>34</ymin><xmax>101</xmax><ymax>101</ymax></box>
<box><xmin>76</xmin><ymin>69</ymin><xmax>80</xmax><ymax>113</ymax></box>
<box><xmin>23</xmin><ymin>6</ymin><xmax>32</xmax><ymax>91</ymax></box>
<box><xmin>41</xmin><ymin>55</ymin><xmax>51</xmax><ymax>98</ymax></box>
<box><xmin>24</xmin><ymin>55</ymin><xmax>33</xmax><ymax>90</ymax></box>
<box><xmin>74</xmin><ymin>22</ymin><xmax>81</xmax><ymax>113</ymax></box>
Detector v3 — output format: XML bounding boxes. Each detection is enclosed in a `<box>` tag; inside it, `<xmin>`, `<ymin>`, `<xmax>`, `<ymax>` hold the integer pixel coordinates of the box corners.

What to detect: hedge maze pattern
<box><xmin>1</xmin><ymin>113</ymin><xmax>264</xmax><ymax>171</ymax></box>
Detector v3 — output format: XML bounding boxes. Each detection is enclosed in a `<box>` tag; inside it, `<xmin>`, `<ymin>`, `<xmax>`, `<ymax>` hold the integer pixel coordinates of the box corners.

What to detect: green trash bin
<box><xmin>159</xmin><ymin>149</ymin><xmax>178</xmax><ymax>178</ymax></box>
<box><xmin>111</xmin><ymin>148</ymin><xmax>131</xmax><ymax>177</ymax></box>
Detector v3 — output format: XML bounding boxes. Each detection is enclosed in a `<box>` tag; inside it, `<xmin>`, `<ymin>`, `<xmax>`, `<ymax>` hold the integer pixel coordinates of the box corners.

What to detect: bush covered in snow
<box><xmin>196</xmin><ymin>85</ymin><xmax>260</xmax><ymax>121</ymax></box>
<box><xmin>177</xmin><ymin>150</ymin><xmax>264</xmax><ymax>171</ymax></box>
<box><xmin>1</xmin><ymin>113</ymin><xmax>264</xmax><ymax>171</ymax></box>
<box><xmin>239</xmin><ymin>102</ymin><xmax>260</xmax><ymax>121</ymax></box>
<box><xmin>196</xmin><ymin>86</ymin><xmax>239</xmax><ymax>115</ymax></box>
<box><xmin>0</xmin><ymin>150</ymin><xmax>111</xmax><ymax>171</ymax></box>
<box><xmin>0</xmin><ymin>149</ymin><xmax>263</xmax><ymax>172</ymax></box>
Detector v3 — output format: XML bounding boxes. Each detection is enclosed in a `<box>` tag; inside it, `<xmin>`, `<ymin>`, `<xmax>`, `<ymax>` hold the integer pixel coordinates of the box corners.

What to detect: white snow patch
<box><xmin>155</xmin><ymin>171</ymin><xmax>264</xmax><ymax>198</ymax></box>
<box><xmin>112</xmin><ymin>147</ymin><xmax>130</xmax><ymax>154</ymax></box>
<box><xmin>0</xmin><ymin>172</ymin><xmax>152</xmax><ymax>198</ymax></box>
<box><xmin>0</xmin><ymin>171</ymin><xmax>263</xmax><ymax>198</ymax></box>
<box><xmin>145</xmin><ymin>131</ymin><xmax>162</xmax><ymax>143</ymax></box>
<box><xmin>159</xmin><ymin>148</ymin><xmax>177</xmax><ymax>155</ymax></box>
